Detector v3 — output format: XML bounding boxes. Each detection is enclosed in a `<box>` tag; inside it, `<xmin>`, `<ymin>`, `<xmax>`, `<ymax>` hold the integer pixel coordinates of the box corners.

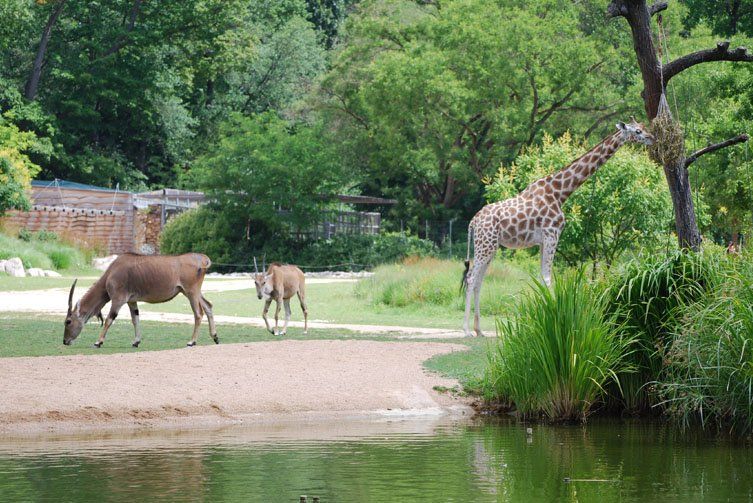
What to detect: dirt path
<box><xmin>0</xmin><ymin>340</ymin><xmax>472</xmax><ymax>435</ymax></box>
<box><xmin>0</xmin><ymin>285</ymin><xmax>467</xmax><ymax>338</ymax></box>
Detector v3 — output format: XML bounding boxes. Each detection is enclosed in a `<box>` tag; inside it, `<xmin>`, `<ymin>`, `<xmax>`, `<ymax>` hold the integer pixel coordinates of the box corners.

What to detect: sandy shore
<box><xmin>0</xmin><ymin>340</ymin><xmax>472</xmax><ymax>435</ymax></box>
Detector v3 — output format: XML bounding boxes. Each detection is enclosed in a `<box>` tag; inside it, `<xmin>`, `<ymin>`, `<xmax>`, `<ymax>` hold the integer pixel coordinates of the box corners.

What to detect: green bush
<box><xmin>161</xmin><ymin>207</ymin><xmax>438</xmax><ymax>270</ymax></box>
<box><xmin>355</xmin><ymin>256</ymin><xmax>529</xmax><ymax>316</ymax></box>
<box><xmin>483</xmin><ymin>270</ymin><xmax>634</xmax><ymax>421</ymax></box>
<box><xmin>160</xmin><ymin>207</ymin><xmax>237</xmax><ymax>264</ymax></box>
<box><xmin>656</xmin><ymin>253</ymin><xmax>753</xmax><ymax>434</ymax></box>
<box><xmin>604</xmin><ymin>247</ymin><xmax>731</xmax><ymax>411</ymax></box>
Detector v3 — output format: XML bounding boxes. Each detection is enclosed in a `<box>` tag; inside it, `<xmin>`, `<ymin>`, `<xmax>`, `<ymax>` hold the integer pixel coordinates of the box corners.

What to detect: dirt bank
<box><xmin>0</xmin><ymin>340</ymin><xmax>471</xmax><ymax>435</ymax></box>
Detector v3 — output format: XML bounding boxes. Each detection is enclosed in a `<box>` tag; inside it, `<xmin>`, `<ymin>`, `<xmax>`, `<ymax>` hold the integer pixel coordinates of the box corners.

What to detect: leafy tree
<box><xmin>0</xmin><ymin>120</ymin><xmax>48</xmax><ymax>214</ymax></box>
<box><xmin>319</xmin><ymin>0</ymin><xmax>639</xmax><ymax>221</ymax></box>
<box><xmin>188</xmin><ymin>113</ymin><xmax>348</xmax><ymax>235</ymax></box>
<box><xmin>0</xmin><ymin>0</ymin><xmax>327</xmax><ymax>189</ymax></box>
<box><xmin>682</xmin><ymin>0</ymin><xmax>753</xmax><ymax>36</ymax></box>
<box><xmin>608</xmin><ymin>0</ymin><xmax>753</xmax><ymax>250</ymax></box>
<box><xmin>484</xmin><ymin>132</ymin><xmax>673</xmax><ymax>266</ymax></box>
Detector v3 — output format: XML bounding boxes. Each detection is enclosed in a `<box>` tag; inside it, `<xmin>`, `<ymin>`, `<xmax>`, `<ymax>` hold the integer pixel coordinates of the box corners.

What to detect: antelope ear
<box><xmin>616</xmin><ymin>121</ymin><xmax>626</xmax><ymax>130</ymax></box>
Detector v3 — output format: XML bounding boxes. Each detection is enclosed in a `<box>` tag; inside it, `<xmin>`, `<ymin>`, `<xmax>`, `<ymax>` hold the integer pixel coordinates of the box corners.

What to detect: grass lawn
<box><xmin>0</xmin><ymin>267</ymin><xmax>100</xmax><ymax>291</ymax></box>
<box><xmin>0</xmin><ymin>313</ymin><xmax>389</xmax><ymax>357</ymax></box>
<box><xmin>140</xmin><ymin>281</ymin><xmax>500</xmax><ymax>329</ymax></box>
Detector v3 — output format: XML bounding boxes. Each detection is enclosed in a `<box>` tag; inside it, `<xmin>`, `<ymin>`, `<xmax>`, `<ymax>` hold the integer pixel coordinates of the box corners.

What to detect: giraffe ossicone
<box><xmin>462</xmin><ymin>120</ymin><xmax>655</xmax><ymax>337</ymax></box>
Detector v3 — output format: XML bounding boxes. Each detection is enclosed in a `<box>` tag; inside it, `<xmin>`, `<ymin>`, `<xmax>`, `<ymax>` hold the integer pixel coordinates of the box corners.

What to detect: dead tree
<box><xmin>608</xmin><ymin>0</ymin><xmax>753</xmax><ymax>250</ymax></box>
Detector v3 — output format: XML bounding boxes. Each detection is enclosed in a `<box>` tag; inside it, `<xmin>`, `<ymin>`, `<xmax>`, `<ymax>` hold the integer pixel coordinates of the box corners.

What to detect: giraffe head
<box><xmin>616</xmin><ymin>119</ymin><xmax>655</xmax><ymax>146</ymax></box>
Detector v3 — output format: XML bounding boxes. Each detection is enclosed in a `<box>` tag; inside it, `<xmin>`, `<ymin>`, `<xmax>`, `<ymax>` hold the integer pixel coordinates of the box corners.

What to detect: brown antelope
<box><xmin>63</xmin><ymin>253</ymin><xmax>218</xmax><ymax>348</ymax></box>
<box><xmin>253</xmin><ymin>258</ymin><xmax>308</xmax><ymax>336</ymax></box>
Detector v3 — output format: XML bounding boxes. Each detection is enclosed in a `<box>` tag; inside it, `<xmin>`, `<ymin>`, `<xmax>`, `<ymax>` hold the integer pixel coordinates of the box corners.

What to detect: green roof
<box><xmin>32</xmin><ymin>179</ymin><xmax>120</xmax><ymax>193</ymax></box>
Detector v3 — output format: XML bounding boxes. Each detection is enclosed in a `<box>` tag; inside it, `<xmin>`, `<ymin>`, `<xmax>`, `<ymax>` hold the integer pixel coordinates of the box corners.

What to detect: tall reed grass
<box><xmin>656</xmin><ymin>252</ymin><xmax>753</xmax><ymax>434</ymax></box>
<box><xmin>604</xmin><ymin>247</ymin><xmax>730</xmax><ymax>411</ymax></box>
<box><xmin>483</xmin><ymin>270</ymin><xmax>633</xmax><ymax>421</ymax></box>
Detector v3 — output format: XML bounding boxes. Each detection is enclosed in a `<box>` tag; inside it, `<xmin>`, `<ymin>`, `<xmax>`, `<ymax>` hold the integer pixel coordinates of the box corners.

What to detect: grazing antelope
<box><xmin>63</xmin><ymin>253</ymin><xmax>218</xmax><ymax>348</ymax></box>
<box><xmin>253</xmin><ymin>258</ymin><xmax>308</xmax><ymax>336</ymax></box>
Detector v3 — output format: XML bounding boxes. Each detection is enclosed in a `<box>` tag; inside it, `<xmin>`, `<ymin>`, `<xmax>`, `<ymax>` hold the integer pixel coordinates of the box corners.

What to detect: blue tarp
<box><xmin>31</xmin><ymin>179</ymin><xmax>119</xmax><ymax>193</ymax></box>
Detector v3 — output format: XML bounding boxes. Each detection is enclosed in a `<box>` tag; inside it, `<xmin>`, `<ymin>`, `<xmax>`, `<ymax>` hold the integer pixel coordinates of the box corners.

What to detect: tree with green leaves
<box><xmin>319</xmin><ymin>0</ymin><xmax>639</xmax><ymax>221</ymax></box>
<box><xmin>187</xmin><ymin>113</ymin><xmax>349</xmax><ymax>236</ymax></box>
<box><xmin>0</xmin><ymin>120</ymin><xmax>48</xmax><ymax>214</ymax></box>
<box><xmin>607</xmin><ymin>0</ymin><xmax>753</xmax><ymax>250</ymax></box>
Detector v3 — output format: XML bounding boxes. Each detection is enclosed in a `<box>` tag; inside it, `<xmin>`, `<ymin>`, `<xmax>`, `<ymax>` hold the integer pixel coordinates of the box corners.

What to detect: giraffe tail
<box><xmin>460</xmin><ymin>222</ymin><xmax>474</xmax><ymax>294</ymax></box>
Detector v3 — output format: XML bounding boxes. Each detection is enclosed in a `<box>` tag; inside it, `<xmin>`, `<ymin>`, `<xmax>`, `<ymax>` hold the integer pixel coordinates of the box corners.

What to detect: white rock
<box><xmin>43</xmin><ymin>270</ymin><xmax>62</xmax><ymax>277</ymax></box>
<box><xmin>92</xmin><ymin>255</ymin><xmax>118</xmax><ymax>271</ymax></box>
<box><xmin>27</xmin><ymin>268</ymin><xmax>44</xmax><ymax>277</ymax></box>
<box><xmin>0</xmin><ymin>260</ymin><xmax>6</xmax><ymax>274</ymax></box>
<box><xmin>4</xmin><ymin>257</ymin><xmax>25</xmax><ymax>277</ymax></box>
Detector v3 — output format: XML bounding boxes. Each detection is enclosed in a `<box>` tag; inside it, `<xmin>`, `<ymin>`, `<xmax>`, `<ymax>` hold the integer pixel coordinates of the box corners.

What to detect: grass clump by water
<box><xmin>483</xmin><ymin>270</ymin><xmax>633</xmax><ymax>421</ymax></box>
<box><xmin>0</xmin><ymin>230</ymin><xmax>87</xmax><ymax>270</ymax></box>
<box><xmin>604</xmin><ymin>247</ymin><xmax>731</xmax><ymax>412</ymax></box>
<box><xmin>656</xmin><ymin>253</ymin><xmax>753</xmax><ymax>435</ymax></box>
<box><xmin>354</xmin><ymin>256</ymin><xmax>530</xmax><ymax>317</ymax></box>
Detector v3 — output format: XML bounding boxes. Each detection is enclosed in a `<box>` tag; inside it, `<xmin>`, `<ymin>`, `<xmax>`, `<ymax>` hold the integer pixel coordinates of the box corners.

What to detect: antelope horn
<box><xmin>67</xmin><ymin>279</ymin><xmax>77</xmax><ymax>313</ymax></box>
<box><xmin>630</xmin><ymin>115</ymin><xmax>637</xmax><ymax>123</ymax></box>
<box><xmin>253</xmin><ymin>257</ymin><xmax>259</xmax><ymax>274</ymax></box>
<box><xmin>262</xmin><ymin>254</ymin><xmax>266</xmax><ymax>272</ymax></box>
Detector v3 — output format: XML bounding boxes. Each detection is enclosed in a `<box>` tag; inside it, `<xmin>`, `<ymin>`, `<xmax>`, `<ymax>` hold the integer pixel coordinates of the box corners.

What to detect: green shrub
<box><xmin>161</xmin><ymin>207</ymin><xmax>438</xmax><ymax>271</ymax></box>
<box><xmin>160</xmin><ymin>207</ymin><xmax>237</xmax><ymax>264</ymax></box>
<box><xmin>656</xmin><ymin>253</ymin><xmax>753</xmax><ymax>434</ymax></box>
<box><xmin>483</xmin><ymin>270</ymin><xmax>634</xmax><ymax>421</ymax></box>
<box><xmin>604</xmin><ymin>247</ymin><xmax>731</xmax><ymax>411</ymax></box>
<box><xmin>355</xmin><ymin>256</ymin><xmax>529</xmax><ymax>315</ymax></box>
<box><xmin>0</xmin><ymin>232</ymin><xmax>85</xmax><ymax>270</ymax></box>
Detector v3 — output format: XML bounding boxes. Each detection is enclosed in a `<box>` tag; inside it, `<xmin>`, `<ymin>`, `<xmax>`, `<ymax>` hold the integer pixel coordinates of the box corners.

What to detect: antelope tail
<box><xmin>460</xmin><ymin>221</ymin><xmax>474</xmax><ymax>294</ymax></box>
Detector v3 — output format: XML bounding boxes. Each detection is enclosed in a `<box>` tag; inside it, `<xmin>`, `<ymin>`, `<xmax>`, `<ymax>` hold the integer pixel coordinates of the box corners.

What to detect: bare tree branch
<box><xmin>649</xmin><ymin>1</ymin><xmax>668</xmax><ymax>16</ymax></box>
<box><xmin>25</xmin><ymin>0</ymin><xmax>67</xmax><ymax>100</ymax></box>
<box><xmin>684</xmin><ymin>133</ymin><xmax>749</xmax><ymax>168</ymax></box>
<box><xmin>100</xmin><ymin>0</ymin><xmax>143</xmax><ymax>58</ymax></box>
<box><xmin>606</xmin><ymin>0</ymin><xmax>628</xmax><ymax>18</ymax></box>
<box><xmin>664</xmin><ymin>41</ymin><xmax>753</xmax><ymax>82</ymax></box>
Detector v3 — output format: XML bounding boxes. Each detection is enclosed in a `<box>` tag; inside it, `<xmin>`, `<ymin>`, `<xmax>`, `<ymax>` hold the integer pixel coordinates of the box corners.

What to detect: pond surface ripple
<box><xmin>0</xmin><ymin>417</ymin><xmax>750</xmax><ymax>502</ymax></box>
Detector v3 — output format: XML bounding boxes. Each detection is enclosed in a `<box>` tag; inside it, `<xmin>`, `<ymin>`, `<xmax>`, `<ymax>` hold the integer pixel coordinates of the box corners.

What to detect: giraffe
<box><xmin>461</xmin><ymin>120</ymin><xmax>655</xmax><ymax>337</ymax></box>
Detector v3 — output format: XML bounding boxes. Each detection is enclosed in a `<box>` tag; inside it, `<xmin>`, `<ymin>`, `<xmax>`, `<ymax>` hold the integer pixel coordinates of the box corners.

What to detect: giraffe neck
<box><xmin>550</xmin><ymin>132</ymin><xmax>625</xmax><ymax>204</ymax></box>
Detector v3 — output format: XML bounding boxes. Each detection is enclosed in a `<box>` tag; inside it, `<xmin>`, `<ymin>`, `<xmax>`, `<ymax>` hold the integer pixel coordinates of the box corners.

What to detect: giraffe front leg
<box><xmin>540</xmin><ymin>230</ymin><xmax>561</xmax><ymax>287</ymax></box>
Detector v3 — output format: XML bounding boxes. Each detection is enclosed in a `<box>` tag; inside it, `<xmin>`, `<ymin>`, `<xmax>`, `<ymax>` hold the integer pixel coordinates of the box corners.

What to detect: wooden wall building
<box><xmin>2</xmin><ymin>181</ymin><xmax>135</xmax><ymax>254</ymax></box>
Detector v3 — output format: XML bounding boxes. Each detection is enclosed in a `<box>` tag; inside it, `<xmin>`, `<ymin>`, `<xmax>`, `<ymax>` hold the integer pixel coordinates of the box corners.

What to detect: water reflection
<box><xmin>0</xmin><ymin>417</ymin><xmax>751</xmax><ymax>502</ymax></box>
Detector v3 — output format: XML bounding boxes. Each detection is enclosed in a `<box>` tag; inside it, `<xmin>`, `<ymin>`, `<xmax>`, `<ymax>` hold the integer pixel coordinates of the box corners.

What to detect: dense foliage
<box><xmin>0</xmin><ymin>0</ymin><xmax>750</xmax><ymax>255</ymax></box>
<box><xmin>161</xmin><ymin>207</ymin><xmax>436</xmax><ymax>269</ymax></box>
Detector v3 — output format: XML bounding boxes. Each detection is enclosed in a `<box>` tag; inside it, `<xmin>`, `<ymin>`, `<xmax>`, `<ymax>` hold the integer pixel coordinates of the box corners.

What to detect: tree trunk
<box><xmin>664</xmin><ymin>159</ymin><xmax>701</xmax><ymax>248</ymax></box>
<box><xmin>617</xmin><ymin>0</ymin><xmax>702</xmax><ymax>250</ymax></box>
<box><xmin>25</xmin><ymin>0</ymin><xmax>66</xmax><ymax>101</ymax></box>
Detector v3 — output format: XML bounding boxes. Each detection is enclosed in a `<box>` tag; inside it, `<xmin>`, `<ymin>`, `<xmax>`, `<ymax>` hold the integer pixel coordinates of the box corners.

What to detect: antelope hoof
<box><xmin>186</xmin><ymin>341</ymin><xmax>196</xmax><ymax>347</ymax></box>
<box><xmin>132</xmin><ymin>341</ymin><xmax>140</xmax><ymax>348</ymax></box>
<box><xmin>93</xmin><ymin>342</ymin><xmax>103</xmax><ymax>348</ymax></box>
<box><xmin>212</xmin><ymin>335</ymin><xmax>219</xmax><ymax>344</ymax></box>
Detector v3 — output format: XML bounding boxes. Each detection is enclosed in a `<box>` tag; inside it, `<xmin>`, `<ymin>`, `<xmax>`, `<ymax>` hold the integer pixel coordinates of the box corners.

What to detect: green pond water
<box><xmin>0</xmin><ymin>416</ymin><xmax>751</xmax><ymax>502</ymax></box>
